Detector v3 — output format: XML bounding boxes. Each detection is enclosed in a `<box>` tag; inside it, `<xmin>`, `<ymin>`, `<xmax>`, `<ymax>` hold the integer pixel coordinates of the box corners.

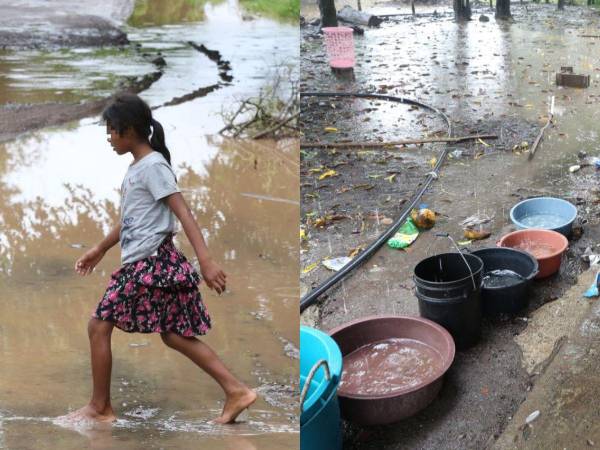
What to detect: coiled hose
<box><xmin>300</xmin><ymin>92</ymin><xmax>452</xmax><ymax>312</ymax></box>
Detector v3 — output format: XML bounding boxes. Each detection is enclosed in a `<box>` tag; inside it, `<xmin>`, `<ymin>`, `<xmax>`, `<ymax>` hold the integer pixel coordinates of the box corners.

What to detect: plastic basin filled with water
<box><xmin>510</xmin><ymin>197</ymin><xmax>577</xmax><ymax>237</ymax></box>
<box><xmin>329</xmin><ymin>316</ymin><xmax>455</xmax><ymax>426</ymax></box>
<box><xmin>300</xmin><ymin>326</ymin><xmax>343</xmax><ymax>450</ymax></box>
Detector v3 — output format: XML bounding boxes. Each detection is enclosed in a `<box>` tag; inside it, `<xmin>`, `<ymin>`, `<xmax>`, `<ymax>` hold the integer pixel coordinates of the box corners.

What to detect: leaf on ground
<box><xmin>348</xmin><ymin>245</ymin><xmax>365</xmax><ymax>258</ymax></box>
<box><xmin>324</xmin><ymin>127</ymin><xmax>338</xmax><ymax>132</ymax></box>
<box><xmin>319</xmin><ymin>169</ymin><xmax>338</xmax><ymax>180</ymax></box>
<box><xmin>353</xmin><ymin>183</ymin><xmax>375</xmax><ymax>190</ymax></box>
<box><xmin>308</xmin><ymin>167</ymin><xmax>324</xmax><ymax>173</ymax></box>
<box><xmin>302</xmin><ymin>262</ymin><xmax>318</xmax><ymax>274</ymax></box>
<box><xmin>477</xmin><ymin>138</ymin><xmax>490</xmax><ymax>147</ymax></box>
<box><xmin>385</xmin><ymin>174</ymin><xmax>397</xmax><ymax>183</ymax></box>
<box><xmin>429</xmin><ymin>157</ymin><xmax>437</xmax><ymax>168</ymax></box>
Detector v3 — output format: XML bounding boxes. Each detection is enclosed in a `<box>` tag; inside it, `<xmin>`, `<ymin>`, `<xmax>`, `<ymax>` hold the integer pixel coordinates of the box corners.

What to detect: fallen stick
<box><xmin>300</xmin><ymin>134</ymin><xmax>497</xmax><ymax>149</ymax></box>
<box><xmin>529</xmin><ymin>96</ymin><xmax>554</xmax><ymax>161</ymax></box>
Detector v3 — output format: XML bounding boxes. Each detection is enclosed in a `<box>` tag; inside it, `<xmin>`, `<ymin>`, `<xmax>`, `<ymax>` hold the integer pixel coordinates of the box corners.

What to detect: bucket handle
<box><xmin>300</xmin><ymin>359</ymin><xmax>331</xmax><ymax>413</ymax></box>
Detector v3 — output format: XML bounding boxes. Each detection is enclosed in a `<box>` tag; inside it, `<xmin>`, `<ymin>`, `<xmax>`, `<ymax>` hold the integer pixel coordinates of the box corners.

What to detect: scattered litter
<box><xmin>457</xmin><ymin>239</ymin><xmax>473</xmax><ymax>246</ymax></box>
<box><xmin>461</xmin><ymin>213</ymin><xmax>494</xmax><ymax>240</ymax></box>
<box><xmin>525</xmin><ymin>410</ymin><xmax>540</xmax><ymax>425</ymax></box>
<box><xmin>69</xmin><ymin>243</ymin><xmax>86</xmax><ymax>249</ymax></box>
<box><xmin>388</xmin><ymin>218</ymin><xmax>419</xmax><ymax>249</ymax></box>
<box><xmin>569</xmin><ymin>165</ymin><xmax>581</xmax><ymax>173</ymax></box>
<box><xmin>128</xmin><ymin>342</ymin><xmax>149</xmax><ymax>348</ymax></box>
<box><xmin>450</xmin><ymin>150</ymin><xmax>464</xmax><ymax>158</ymax></box>
<box><xmin>583</xmin><ymin>271</ymin><xmax>600</xmax><ymax>298</ymax></box>
<box><xmin>324</xmin><ymin>127</ymin><xmax>338</xmax><ymax>132</ymax></box>
<box><xmin>425</xmin><ymin>171</ymin><xmax>439</xmax><ymax>179</ymax></box>
<box><xmin>322</xmin><ymin>257</ymin><xmax>353</xmax><ymax>271</ymax></box>
<box><xmin>410</xmin><ymin>208</ymin><xmax>436</xmax><ymax>230</ymax></box>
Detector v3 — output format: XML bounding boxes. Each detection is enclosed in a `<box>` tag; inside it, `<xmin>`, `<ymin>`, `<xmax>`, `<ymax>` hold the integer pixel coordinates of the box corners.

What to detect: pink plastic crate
<box><xmin>322</xmin><ymin>27</ymin><xmax>355</xmax><ymax>69</ymax></box>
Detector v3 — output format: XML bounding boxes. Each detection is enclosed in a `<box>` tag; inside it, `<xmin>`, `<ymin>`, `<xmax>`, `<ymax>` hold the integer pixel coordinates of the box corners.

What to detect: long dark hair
<box><xmin>102</xmin><ymin>94</ymin><xmax>171</xmax><ymax>165</ymax></box>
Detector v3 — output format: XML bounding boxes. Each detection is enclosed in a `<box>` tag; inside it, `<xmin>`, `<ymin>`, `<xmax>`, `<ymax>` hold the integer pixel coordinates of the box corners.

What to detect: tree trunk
<box><xmin>454</xmin><ymin>0</ymin><xmax>472</xmax><ymax>20</ymax></box>
<box><xmin>490</xmin><ymin>0</ymin><xmax>493</xmax><ymax>9</ymax></box>
<box><xmin>319</xmin><ymin>0</ymin><xmax>338</xmax><ymax>27</ymax></box>
<box><xmin>495</xmin><ymin>0</ymin><xmax>511</xmax><ymax>19</ymax></box>
<box><xmin>411</xmin><ymin>0</ymin><xmax>416</xmax><ymax>15</ymax></box>
<box><xmin>558</xmin><ymin>0</ymin><xmax>565</xmax><ymax>9</ymax></box>
<box><xmin>357</xmin><ymin>0</ymin><xmax>362</xmax><ymax>11</ymax></box>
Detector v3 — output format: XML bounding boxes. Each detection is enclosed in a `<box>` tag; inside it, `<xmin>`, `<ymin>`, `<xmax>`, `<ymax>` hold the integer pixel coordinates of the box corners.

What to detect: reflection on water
<box><xmin>0</xmin><ymin>0</ymin><xmax>298</xmax><ymax>106</ymax></box>
<box><xmin>0</xmin><ymin>127</ymin><xmax>299</xmax><ymax>448</ymax></box>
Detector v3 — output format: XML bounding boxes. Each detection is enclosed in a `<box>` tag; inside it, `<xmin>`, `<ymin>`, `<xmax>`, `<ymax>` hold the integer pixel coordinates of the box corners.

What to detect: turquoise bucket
<box><xmin>300</xmin><ymin>326</ymin><xmax>343</xmax><ymax>450</ymax></box>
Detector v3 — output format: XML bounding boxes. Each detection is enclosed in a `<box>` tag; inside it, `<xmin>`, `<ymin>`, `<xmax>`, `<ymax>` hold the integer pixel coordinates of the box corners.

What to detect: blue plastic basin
<box><xmin>300</xmin><ymin>326</ymin><xmax>343</xmax><ymax>450</ymax></box>
<box><xmin>510</xmin><ymin>197</ymin><xmax>577</xmax><ymax>237</ymax></box>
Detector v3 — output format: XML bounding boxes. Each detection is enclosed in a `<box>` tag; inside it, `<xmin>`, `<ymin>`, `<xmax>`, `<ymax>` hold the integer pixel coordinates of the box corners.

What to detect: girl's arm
<box><xmin>165</xmin><ymin>192</ymin><xmax>227</xmax><ymax>294</ymax></box>
<box><xmin>75</xmin><ymin>223</ymin><xmax>121</xmax><ymax>275</ymax></box>
<box><xmin>97</xmin><ymin>223</ymin><xmax>122</xmax><ymax>253</ymax></box>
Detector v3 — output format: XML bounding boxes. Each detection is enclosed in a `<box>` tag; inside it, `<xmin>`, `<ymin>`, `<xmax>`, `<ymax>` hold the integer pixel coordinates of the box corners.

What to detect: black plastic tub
<box><xmin>414</xmin><ymin>253</ymin><xmax>483</xmax><ymax>350</ymax></box>
<box><xmin>471</xmin><ymin>247</ymin><xmax>539</xmax><ymax>316</ymax></box>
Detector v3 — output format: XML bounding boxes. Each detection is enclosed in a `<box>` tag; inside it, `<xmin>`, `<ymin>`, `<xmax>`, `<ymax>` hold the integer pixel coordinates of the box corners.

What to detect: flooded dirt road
<box><xmin>0</xmin><ymin>1</ymin><xmax>299</xmax><ymax>449</ymax></box>
<box><xmin>301</xmin><ymin>3</ymin><xmax>600</xmax><ymax>449</ymax></box>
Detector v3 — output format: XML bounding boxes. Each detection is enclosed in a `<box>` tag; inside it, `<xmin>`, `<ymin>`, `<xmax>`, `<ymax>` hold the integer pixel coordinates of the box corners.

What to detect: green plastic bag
<box><xmin>387</xmin><ymin>218</ymin><xmax>420</xmax><ymax>249</ymax></box>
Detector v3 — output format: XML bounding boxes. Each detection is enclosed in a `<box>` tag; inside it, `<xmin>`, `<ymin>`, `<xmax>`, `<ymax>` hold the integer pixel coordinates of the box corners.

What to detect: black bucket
<box><xmin>414</xmin><ymin>253</ymin><xmax>483</xmax><ymax>350</ymax></box>
<box><xmin>472</xmin><ymin>247</ymin><xmax>539</xmax><ymax>316</ymax></box>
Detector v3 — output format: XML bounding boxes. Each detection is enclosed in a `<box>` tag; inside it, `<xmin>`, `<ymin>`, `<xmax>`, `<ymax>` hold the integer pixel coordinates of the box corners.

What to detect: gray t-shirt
<box><xmin>120</xmin><ymin>151</ymin><xmax>179</xmax><ymax>264</ymax></box>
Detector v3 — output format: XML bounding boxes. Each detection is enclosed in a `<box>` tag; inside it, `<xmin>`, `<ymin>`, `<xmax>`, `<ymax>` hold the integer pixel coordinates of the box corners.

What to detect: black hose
<box><xmin>300</xmin><ymin>92</ymin><xmax>453</xmax><ymax>313</ymax></box>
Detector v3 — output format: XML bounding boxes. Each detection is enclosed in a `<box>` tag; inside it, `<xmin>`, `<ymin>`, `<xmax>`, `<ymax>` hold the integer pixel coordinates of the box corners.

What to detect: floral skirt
<box><xmin>92</xmin><ymin>234</ymin><xmax>211</xmax><ymax>336</ymax></box>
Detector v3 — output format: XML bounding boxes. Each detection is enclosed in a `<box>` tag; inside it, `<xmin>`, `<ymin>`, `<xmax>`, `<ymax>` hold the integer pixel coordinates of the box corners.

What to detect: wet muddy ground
<box><xmin>0</xmin><ymin>1</ymin><xmax>299</xmax><ymax>449</ymax></box>
<box><xmin>301</xmin><ymin>3</ymin><xmax>600</xmax><ymax>449</ymax></box>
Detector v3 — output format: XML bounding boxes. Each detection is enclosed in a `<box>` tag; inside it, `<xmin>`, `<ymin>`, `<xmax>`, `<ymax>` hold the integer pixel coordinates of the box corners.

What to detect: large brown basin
<box><xmin>329</xmin><ymin>315</ymin><xmax>455</xmax><ymax>426</ymax></box>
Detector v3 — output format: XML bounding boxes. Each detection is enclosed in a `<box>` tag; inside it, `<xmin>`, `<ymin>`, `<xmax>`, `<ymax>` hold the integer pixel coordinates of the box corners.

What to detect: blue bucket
<box><xmin>510</xmin><ymin>197</ymin><xmax>577</xmax><ymax>237</ymax></box>
<box><xmin>300</xmin><ymin>326</ymin><xmax>343</xmax><ymax>450</ymax></box>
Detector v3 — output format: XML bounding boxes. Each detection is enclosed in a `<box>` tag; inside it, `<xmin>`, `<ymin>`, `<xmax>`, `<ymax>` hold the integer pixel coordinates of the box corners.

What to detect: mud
<box><xmin>0</xmin><ymin>1</ymin><xmax>131</xmax><ymax>50</ymax></box>
<box><xmin>301</xmin><ymin>2</ymin><xmax>600</xmax><ymax>449</ymax></box>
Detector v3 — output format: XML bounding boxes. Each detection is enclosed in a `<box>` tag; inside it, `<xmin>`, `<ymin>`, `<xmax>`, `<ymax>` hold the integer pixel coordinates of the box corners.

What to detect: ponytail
<box><xmin>102</xmin><ymin>94</ymin><xmax>173</xmax><ymax>166</ymax></box>
<box><xmin>150</xmin><ymin>118</ymin><xmax>171</xmax><ymax>165</ymax></box>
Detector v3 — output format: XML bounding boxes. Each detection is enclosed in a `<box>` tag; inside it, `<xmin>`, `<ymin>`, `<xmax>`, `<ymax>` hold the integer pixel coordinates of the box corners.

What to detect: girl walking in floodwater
<box><xmin>59</xmin><ymin>94</ymin><xmax>256</xmax><ymax>426</ymax></box>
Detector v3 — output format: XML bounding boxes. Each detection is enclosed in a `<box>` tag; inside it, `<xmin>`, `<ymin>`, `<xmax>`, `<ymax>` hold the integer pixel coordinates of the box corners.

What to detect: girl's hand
<box><xmin>200</xmin><ymin>259</ymin><xmax>227</xmax><ymax>294</ymax></box>
<box><xmin>75</xmin><ymin>246</ymin><xmax>106</xmax><ymax>275</ymax></box>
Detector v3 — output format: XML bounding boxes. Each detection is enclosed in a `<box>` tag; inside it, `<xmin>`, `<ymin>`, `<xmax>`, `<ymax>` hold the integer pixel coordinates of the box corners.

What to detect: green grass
<box><xmin>239</xmin><ymin>0</ymin><xmax>299</xmax><ymax>21</ymax></box>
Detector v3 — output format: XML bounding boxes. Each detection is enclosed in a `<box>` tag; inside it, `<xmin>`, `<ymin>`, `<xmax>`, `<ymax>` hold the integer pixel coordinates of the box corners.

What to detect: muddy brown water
<box><xmin>339</xmin><ymin>338</ymin><xmax>443</xmax><ymax>397</ymax></box>
<box><xmin>0</xmin><ymin>129</ymin><xmax>298</xmax><ymax>448</ymax></box>
<box><xmin>0</xmin><ymin>1</ymin><xmax>300</xmax><ymax>448</ymax></box>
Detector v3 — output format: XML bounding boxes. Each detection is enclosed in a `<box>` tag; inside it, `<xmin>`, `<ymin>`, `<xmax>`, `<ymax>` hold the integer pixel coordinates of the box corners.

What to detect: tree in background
<box><xmin>454</xmin><ymin>0</ymin><xmax>472</xmax><ymax>20</ymax></box>
<box><xmin>496</xmin><ymin>0</ymin><xmax>511</xmax><ymax>19</ymax></box>
<box><xmin>319</xmin><ymin>0</ymin><xmax>338</xmax><ymax>27</ymax></box>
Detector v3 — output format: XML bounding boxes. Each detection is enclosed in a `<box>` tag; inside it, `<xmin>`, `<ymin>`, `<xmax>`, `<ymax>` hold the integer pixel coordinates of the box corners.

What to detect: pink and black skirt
<box><xmin>92</xmin><ymin>234</ymin><xmax>211</xmax><ymax>336</ymax></box>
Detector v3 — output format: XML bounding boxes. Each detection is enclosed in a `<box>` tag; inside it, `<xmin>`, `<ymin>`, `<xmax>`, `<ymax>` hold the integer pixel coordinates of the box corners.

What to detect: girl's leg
<box><xmin>161</xmin><ymin>332</ymin><xmax>257</xmax><ymax>423</ymax></box>
<box><xmin>60</xmin><ymin>319</ymin><xmax>116</xmax><ymax>423</ymax></box>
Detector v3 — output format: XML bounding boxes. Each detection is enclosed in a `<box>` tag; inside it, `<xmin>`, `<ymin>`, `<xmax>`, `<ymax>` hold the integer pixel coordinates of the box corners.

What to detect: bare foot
<box><xmin>214</xmin><ymin>388</ymin><xmax>257</xmax><ymax>424</ymax></box>
<box><xmin>55</xmin><ymin>404</ymin><xmax>116</xmax><ymax>427</ymax></box>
